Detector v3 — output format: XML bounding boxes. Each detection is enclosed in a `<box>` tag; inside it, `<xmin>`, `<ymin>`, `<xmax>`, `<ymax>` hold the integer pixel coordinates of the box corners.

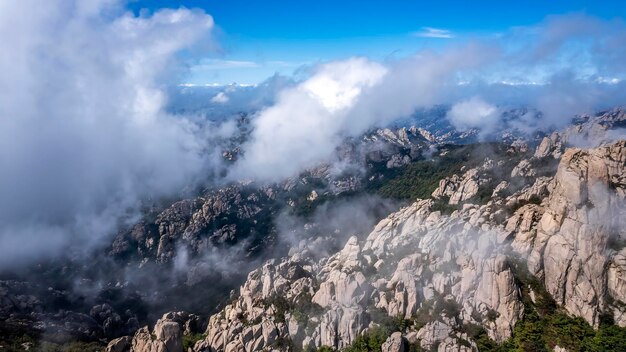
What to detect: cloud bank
<box><xmin>230</xmin><ymin>14</ymin><xmax>626</xmax><ymax>182</ymax></box>
<box><xmin>231</xmin><ymin>47</ymin><xmax>490</xmax><ymax>182</ymax></box>
<box><xmin>0</xmin><ymin>0</ymin><xmax>217</xmax><ymax>267</ymax></box>
<box><xmin>2</xmin><ymin>6</ymin><xmax>626</xmax><ymax>269</ymax></box>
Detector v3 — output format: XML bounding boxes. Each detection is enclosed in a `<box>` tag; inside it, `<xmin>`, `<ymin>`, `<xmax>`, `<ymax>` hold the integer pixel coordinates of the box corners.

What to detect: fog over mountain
<box><xmin>0</xmin><ymin>1</ymin><xmax>625</xmax><ymax>351</ymax></box>
<box><xmin>0</xmin><ymin>0</ymin><xmax>221</xmax><ymax>267</ymax></box>
<box><xmin>225</xmin><ymin>14</ymin><xmax>626</xmax><ymax>182</ymax></box>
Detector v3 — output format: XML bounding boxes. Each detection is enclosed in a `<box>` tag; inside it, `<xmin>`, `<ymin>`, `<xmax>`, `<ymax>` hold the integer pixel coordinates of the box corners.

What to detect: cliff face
<box><xmin>169</xmin><ymin>138</ymin><xmax>624</xmax><ymax>350</ymax></box>
<box><xmin>524</xmin><ymin>141</ymin><xmax>626</xmax><ymax>327</ymax></box>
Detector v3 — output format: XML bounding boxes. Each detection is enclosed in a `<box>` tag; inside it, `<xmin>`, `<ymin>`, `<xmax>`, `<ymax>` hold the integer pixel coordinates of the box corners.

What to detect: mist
<box><xmin>2</xmin><ymin>2</ymin><xmax>626</xmax><ymax>280</ymax></box>
<box><xmin>0</xmin><ymin>0</ymin><xmax>219</xmax><ymax>268</ymax></box>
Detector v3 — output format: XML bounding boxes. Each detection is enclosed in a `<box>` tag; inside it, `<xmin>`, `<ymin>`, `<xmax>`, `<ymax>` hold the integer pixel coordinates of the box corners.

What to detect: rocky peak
<box><xmin>106</xmin><ymin>312</ymin><xmax>202</xmax><ymax>352</ymax></box>
<box><xmin>522</xmin><ymin>141</ymin><xmax>626</xmax><ymax>327</ymax></box>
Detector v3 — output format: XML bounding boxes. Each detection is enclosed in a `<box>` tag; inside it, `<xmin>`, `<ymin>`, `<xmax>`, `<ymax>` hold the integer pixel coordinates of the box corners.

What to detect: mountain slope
<box><xmin>182</xmin><ymin>140</ymin><xmax>624</xmax><ymax>351</ymax></box>
<box><xmin>140</xmin><ymin>112</ymin><xmax>626</xmax><ymax>352</ymax></box>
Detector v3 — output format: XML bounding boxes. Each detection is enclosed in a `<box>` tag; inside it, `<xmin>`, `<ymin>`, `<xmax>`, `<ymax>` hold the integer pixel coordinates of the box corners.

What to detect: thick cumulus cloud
<box><xmin>229</xmin><ymin>58</ymin><xmax>387</xmax><ymax>181</ymax></box>
<box><xmin>0</xmin><ymin>0</ymin><xmax>217</xmax><ymax>267</ymax></box>
<box><xmin>231</xmin><ymin>47</ymin><xmax>490</xmax><ymax>182</ymax></box>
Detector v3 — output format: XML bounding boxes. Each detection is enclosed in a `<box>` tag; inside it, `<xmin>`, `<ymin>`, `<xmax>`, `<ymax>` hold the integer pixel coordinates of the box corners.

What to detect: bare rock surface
<box><xmin>525</xmin><ymin>141</ymin><xmax>626</xmax><ymax>327</ymax></box>
<box><xmin>191</xmin><ymin>136</ymin><xmax>626</xmax><ymax>351</ymax></box>
<box><xmin>108</xmin><ymin>312</ymin><xmax>198</xmax><ymax>352</ymax></box>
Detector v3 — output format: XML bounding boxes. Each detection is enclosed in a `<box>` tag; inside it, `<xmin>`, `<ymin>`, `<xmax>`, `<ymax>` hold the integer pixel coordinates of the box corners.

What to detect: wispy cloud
<box><xmin>266</xmin><ymin>60</ymin><xmax>300</xmax><ymax>67</ymax></box>
<box><xmin>191</xmin><ymin>59</ymin><xmax>260</xmax><ymax>70</ymax></box>
<box><xmin>190</xmin><ymin>59</ymin><xmax>305</xmax><ymax>73</ymax></box>
<box><xmin>413</xmin><ymin>26</ymin><xmax>454</xmax><ymax>39</ymax></box>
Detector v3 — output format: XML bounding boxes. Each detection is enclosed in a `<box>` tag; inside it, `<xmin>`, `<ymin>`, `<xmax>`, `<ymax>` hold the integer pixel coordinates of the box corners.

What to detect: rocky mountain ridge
<box><xmin>109</xmin><ymin>109</ymin><xmax>626</xmax><ymax>351</ymax></box>
<box><xmin>1</xmin><ymin>108</ymin><xmax>625</xmax><ymax>351</ymax></box>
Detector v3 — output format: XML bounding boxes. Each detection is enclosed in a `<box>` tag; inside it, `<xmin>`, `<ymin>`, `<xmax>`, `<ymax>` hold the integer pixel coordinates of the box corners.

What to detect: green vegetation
<box><xmin>182</xmin><ymin>333</ymin><xmax>205</xmax><ymax>350</ymax></box>
<box><xmin>507</xmin><ymin>256</ymin><xmax>557</xmax><ymax>316</ymax></box>
<box><xmin>273</xmin><ymin>334</ymin><xmax>297</xmax><ymax>350</ymax></box>
<box><xmin>0</xmin><ymin>324</ymin><xmax>102</xmax><ymax>352</ymax></box>
<box><xmin>476</xmin><ymin>179</ymin><xmax>503</xmax><ymax>205</ymax></box>
<box><xmin>342</xmin><ymin>326</ymin><xmax>389</xmax><ymax>352</ymax></box>
<box><xmin>263</xmin><ymin>292</ymin><xmax>324</xmax><ymax>326</ymax></box>
<box><xmin>37</xmin><ymin>341</ymin><xmax>103</xmax><ymax>352</ymax></box>
<box><xmin>291</xmin><ymin>293</ymin><xmax>325</xmax><ymax>330</ymax></box>
<box><xmin>463</xmin><ymin>323</ymin><xmax>500</xmax><ymax>351</ymax></box>
<box><xmin>262</xmin><ymin>295</ymin><xmax>291</xmax><ymax>323</ymax></box>
<box><xmin>283</xmin><ymin>174</ymin><xmax>335</xmax><ymax>218</ymax></box>
<box><xmin>359</xmin><ymin>295</ymin><xmax>462</xmax><ymax>352</ymax></box>
<box><xmin>0</xmin><ymin>336</ymin><xmax>103</xmax><ymax>352</ymax></box>
<box><xmin>377</xmin><ymin>155</ymin><xmax>466</xmax><ymax>200</ymax></box>
<box><xmin>376</xmin><ymin>143</ymin><xmax>523</xmax><ymax>202</ymax></box>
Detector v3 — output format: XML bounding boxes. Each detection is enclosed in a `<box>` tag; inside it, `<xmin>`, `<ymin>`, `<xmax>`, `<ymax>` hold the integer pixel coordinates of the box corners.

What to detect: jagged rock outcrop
<box><xmin>414</xmin><ymin>321</ymin><xmax>475</xmax><ymax>352</ymax></box>
<box><xmin>386</xmin><ymin>154</ymin><xmax>412</xmax><ymax>168</ymax></box>
<box><xmin>432</xmin><ymin>159</ymin><xmax>495</xmax><ymax>205</ymax></box>
<box><xmin>108</xmin><ymin>117</ymin><xmax>463</xmax><ymax>267</ymax></box>
<box><xmin>521</xmin><ymin>141</ymin><xmax>626</xmax><ymax>327</ymax></box>
<box><xmin>192</xmin><ymin>135</ymin><xmax>625</xmax><ymax>351</ymax></box>
<box><xmin>432</xmin><ymin>174</ymin><xmax>462</xmax><ymax>200</ymax></box>
<box><xmin>196</xmin><ymin>197</ymin><xmax>526</xmax><ymax>350</ymax></box>
<box><xmin>107</xmin><ymin>312</ymin><xmax>201</xmax><ymax>352</ymax></box>
<box><xmin>381</xmin><ymin>332</ymin><xmax>406</xmax><ymax>352</ymax></box>
<box><xmin>447</xmin><ymin>168</ymin><xmax>481</xmax><ymax>204</ymax></box>
<box><xmin>535</xmin><ymin>132</ymin><xmax>564</xmax><ymax>159</ymax></box>
<box><xmin>114</xmin><ymin>185</ymin><xmax>280</xmax><ymax>264</ymax></box>
<box><xmin>106</xmin><ymin>336</ymin><xmax>132</xmax><ymax>352</ymax></box>
<box><xmin>7</xmin><ymin>107</ymin><xmax>625</xmax><ymax>350</ymax></box>
<box><xmin>511</xmin><ymin>159</ymin><xmax>536</xmax><ymax>178</ymax></box>
<box><xmin>534</xmin><ymin>108</ymin><xmax>626</xmax><ymax>160</ymax></box>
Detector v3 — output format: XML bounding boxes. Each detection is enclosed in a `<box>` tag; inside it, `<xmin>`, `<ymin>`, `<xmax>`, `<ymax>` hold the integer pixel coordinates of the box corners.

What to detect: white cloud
<box><xmin>0</xmin><ymin>0</ymin><xmax>217</xmax><ymax>267</ymax></box>
<box><xmin>191</xmin><ymin>59</ymin><xmax>259</xmax><ymax>70</ymax></box>
<box><xmin>596</xmin><ymin>77</ymin><xmax>621</xmax><ymax>84</ymax></box>
<box><xmin>229</xmin><ymin>14</ymin><xmax>626</xmax><ymax>183</ymax></box>
<box><xmin>447</xmin><ymin>97</ymin><xmax>501</xmax><ymax>136</ymax></box>
<box><xmin>3</xmin><ymin>6</ymin><xmax>626</xmax><ymax>268</ymax></box>
<box><xmin>230</xmin><ymin>48</ymin><xmax>489</xmax><ymax>182</ymax></box>
<box><xmin>300</xmin><ymin>59</ymin><xmax>388</xmax><ymax>112</ymax></box>
<box><xmin>211</xmin><ymin>91</ymin><xmax>230</xmax><ymax>103</ymax></box>
<box><xmin>229</xmin><ymin>58</ymin><xmax>388</xmax><ymax>182</ymax></box>
<box><xmin>413</xmin><ymin>27</ymin><xmax>454</xmax><ymax>39</ymax></box>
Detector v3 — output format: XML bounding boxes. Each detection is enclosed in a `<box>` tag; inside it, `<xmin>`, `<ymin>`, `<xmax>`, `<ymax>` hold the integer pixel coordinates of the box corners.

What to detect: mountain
<box><xmin>1</xmin><ymin>108</ymin><xmax>625</xmax><ymax>352</ymax></box>
<box><xmin>100</xmin><ymin>110</ymin><xmax>626</xmax><ymax>352</ymax></box>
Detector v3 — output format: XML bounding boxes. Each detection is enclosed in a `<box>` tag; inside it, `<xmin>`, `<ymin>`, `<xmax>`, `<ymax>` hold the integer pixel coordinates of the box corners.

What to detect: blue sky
<box><xmin>128</xmin><ymin>0</ymin><xmax>626</xmax><ymax>84</ymax></box>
